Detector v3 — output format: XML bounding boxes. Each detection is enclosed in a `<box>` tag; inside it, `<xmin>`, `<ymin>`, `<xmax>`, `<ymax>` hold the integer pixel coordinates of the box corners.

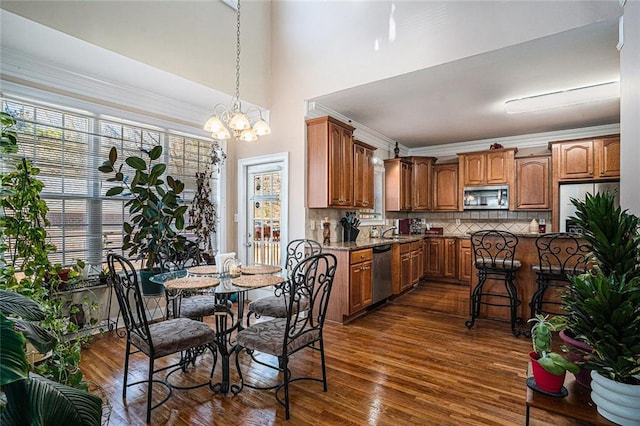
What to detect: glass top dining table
<box><xmin>149</xmin><ymin>266</ymin><xmax>287</xmax><ymax>394</ymax></box>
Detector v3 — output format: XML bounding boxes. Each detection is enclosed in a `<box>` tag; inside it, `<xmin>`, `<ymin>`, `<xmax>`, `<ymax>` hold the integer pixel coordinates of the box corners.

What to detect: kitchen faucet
<box><xmin>381</xmin><ymin>226</ymin><xmax>397</xmax><ymax>238</ymax></box>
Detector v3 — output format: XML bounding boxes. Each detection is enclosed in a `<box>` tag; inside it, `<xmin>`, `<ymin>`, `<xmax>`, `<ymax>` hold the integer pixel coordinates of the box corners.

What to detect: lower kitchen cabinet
<box><xmin>423</xmin><ymin>237</ymin><xmax>471</xmax><ymax>284</ymax></box>
<box><xmin>393</xmin><ymin>240</ymin><xmax>423</xmax><ymax>294</ymax></box>
<box><xmin>457</xmin><ymin>239</ymin><xmax>472</xmax><ymax>282</ymax></box>
<box><xmin>349</xmin><ymin>248</ymin><xmax>373</xmax><ymax>313</ymax></box>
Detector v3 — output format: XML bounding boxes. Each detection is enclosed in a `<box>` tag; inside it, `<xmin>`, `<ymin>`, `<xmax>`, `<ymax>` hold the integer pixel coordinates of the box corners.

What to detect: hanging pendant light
<box><xmin>203</xmin><ymin>0</ymin><xmax>271</xmax><ymax>141</ymax></box>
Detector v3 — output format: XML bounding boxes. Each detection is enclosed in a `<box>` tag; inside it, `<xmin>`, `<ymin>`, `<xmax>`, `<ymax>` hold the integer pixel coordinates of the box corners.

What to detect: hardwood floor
<box><xmin>80</xmin><ymin>281</ymin><xmax>581</xmax><ymax>425</ymax></box>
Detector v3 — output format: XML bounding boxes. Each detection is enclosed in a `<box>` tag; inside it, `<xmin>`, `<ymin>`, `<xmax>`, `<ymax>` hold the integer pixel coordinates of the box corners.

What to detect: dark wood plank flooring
<box><xmin>80</xmin><ymin>281</ymin><xmax>583</xmax><ymax>425</ymax></box>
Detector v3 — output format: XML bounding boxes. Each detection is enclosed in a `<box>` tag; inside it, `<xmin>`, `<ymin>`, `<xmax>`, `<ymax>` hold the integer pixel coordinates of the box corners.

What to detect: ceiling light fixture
<box><xmin>203</xmin><ymin>0</ymin><xmax>270</xmax><ymax>141</ymax></box>
<box><xmin>504</xmin><ymin>81</ymin><xmax>620</xmax><ymax>114</ymax></box>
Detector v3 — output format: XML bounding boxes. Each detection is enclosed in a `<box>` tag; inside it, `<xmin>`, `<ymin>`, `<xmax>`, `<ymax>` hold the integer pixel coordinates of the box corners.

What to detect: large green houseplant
<box><xmin>562</xmin><ymin>191</ymin><xmax>640</xmax><ymax>424</ymax></box>
<box><xmin>98</xmin><ymin>145</ymin><xmax>189</xmax><ymax>282</ymax></box>
<box><xmin>1</xmin><ymin>112</ymin><xmax>102</xmax><ymax>423</ymax></box>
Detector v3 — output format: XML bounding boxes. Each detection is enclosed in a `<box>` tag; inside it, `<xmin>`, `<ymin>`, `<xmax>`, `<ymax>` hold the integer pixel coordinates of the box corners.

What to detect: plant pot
<box><xmin>139</xmin><ymin>268</ymin><xmax>164</xmax><ymax>296</ymax></box>
<box><xmin>57</xmin><ymin>268</ymin><xmax>71</xmax><ymax>282</ymax></box>
<box><xmin>530</xmin><ymin>352</ymin><xmax>566</xmax><ymax>394</ymax></box>
<box><xmin>590</xmin><ymin>370</ymin><xmax>640</xmax><ymax>425</ymax></box>
<box><xmin>559</xmin><ymin>329</ymin><xmax>593</xmax><ymax>389</ymax></box>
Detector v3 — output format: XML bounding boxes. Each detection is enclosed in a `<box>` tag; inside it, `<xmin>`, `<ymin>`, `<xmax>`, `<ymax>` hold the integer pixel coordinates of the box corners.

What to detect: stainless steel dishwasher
<box><xmin>372</xmin><ymin>244</ymin><xmax>393</xmax><ymax>304</ymax></box>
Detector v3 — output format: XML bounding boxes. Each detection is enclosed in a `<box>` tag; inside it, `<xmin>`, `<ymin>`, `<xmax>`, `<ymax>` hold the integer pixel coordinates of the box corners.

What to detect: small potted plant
<box><xmin>528</xmin><ymin>314</ymin><xmax>579</xmax><ymax>394</ymax></box>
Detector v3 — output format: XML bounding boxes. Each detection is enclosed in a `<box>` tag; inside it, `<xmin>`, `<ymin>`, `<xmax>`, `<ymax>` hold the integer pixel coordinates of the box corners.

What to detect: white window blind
<box><xmin>2</xmin><ymin>97</ymin><xmax>222</xmax><ymax>272</ymax></box>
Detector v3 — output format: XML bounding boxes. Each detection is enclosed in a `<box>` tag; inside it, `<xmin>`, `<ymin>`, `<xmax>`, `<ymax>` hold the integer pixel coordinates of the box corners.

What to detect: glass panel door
<box><xmin>246</xmin><ymin>166</ymin><xmax>281</xmax><ymax>266</ymax></box>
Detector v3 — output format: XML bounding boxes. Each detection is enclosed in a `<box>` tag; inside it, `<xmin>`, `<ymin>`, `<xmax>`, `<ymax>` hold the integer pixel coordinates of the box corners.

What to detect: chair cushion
<box><xmin>475</xmin><ymin>257</ymin><xmax>522</xmax><ymax>270</ymax></box>
<box><xmin>236</xmin><ymin>318</ymin><xmax>319</xmax><ymax>356</ymax></box>
<box><xmin>131</xmin><ymin>317</ymin><xmax>215</xmax><ymax>358</ymax></box>
<box><xmin>248</xmin><ymin>295</ymin><xmax>309</xmax><ymax>318</ymax></box>
<box><xmin>168</xmin><ymin>295</ymin><xmax>232</xmax><ymax>320</ymax></box>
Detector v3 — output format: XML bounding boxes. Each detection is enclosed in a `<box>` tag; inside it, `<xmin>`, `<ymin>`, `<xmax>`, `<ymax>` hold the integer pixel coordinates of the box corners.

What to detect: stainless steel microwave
<box><xmin>462</xmin><ymin>185</ymin><xmax>509</xmax><ymax>210</ymax></box>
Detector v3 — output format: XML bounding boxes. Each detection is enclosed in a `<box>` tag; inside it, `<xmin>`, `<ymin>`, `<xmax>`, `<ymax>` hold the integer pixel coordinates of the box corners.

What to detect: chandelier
<box><xmin>203</xmin><ymin>0</ymin><xmax>271</xmax><ymax>142</ymax></box>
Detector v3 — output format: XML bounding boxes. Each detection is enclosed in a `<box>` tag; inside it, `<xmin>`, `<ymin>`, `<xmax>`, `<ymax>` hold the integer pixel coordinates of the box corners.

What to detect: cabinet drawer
<box><xmin>399</xmin><ymin>242</ymin><xmax>412</xmax><ymax>255</ymax></box>
<box><xmin>351</xmin><ymin>248</ymin><xmax>373</xmax><ymax>264</ymax></box>
<box><xmin>410</xmin><ymin>241</ymin><xmax>422</xmax><ymax>251</ymax></box>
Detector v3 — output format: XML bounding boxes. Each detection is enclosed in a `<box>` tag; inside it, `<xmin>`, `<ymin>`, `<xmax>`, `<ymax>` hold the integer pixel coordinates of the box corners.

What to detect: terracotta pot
<box><xmin>559</xmin><ymin>329</ymin><xmax>593</xmax><ymax>389</ymax></box>
<box><xmin>530</xmin><ymin>352</ymin><xmax>566</xmax><ymax>394</ymax></box>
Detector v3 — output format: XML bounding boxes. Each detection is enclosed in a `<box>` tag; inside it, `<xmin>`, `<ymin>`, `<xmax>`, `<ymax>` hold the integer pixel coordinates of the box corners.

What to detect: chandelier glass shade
<box><xmin>203</xmin><ymin>0</ymin><xmax>271</xmax><ymax>141</ymax></box>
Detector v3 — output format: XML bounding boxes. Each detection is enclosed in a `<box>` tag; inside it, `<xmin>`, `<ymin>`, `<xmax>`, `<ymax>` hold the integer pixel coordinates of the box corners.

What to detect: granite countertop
<box><xmin>323</xmin><ymin>231</ymin><xmax>546</xmax><ymax>251</ymax></box>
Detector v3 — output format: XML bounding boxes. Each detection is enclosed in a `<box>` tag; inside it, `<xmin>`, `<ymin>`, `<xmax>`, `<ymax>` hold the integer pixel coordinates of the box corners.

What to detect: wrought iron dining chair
<box><xmin>246</xmin><ymin>239</ymin><xmax>322</xmax><ymax>326</ymax></box>
<box><xmin>233</xmin><ymin>252</ymin><xmax>337</xmax><ymax>419</ymax></box>
<box><xmin>529</xmin><ymin>233</ymin><xmax>590</xmax><ymax>319</ymax></box>
<box><xmin>162</xmin><ymin>241</ymin><xmax>228</xmax><ymax>321</ymax></box>
<box><xmin>107</xmin><ymin>253</ymin><xmax>217</xmax><ymax>423</ymax></box>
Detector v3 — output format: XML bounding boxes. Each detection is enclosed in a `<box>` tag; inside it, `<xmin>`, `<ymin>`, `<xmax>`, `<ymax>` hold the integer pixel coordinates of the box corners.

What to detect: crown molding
<box><xmin>408</xmin><ymin>123</ymin><xmax>620</xmax><ymax>157</ymax></box>
<box><xmin>306</xmin><ymin>101</ymin><xmax>405</xmax><ymax>158</ymax></box>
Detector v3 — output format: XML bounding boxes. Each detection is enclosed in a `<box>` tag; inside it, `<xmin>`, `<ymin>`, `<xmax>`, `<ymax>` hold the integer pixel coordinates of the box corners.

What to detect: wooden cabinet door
<box><xmin>557</xmin><ymin>141</ymin><xmax>594</xmax><ymax>180</ymax></box>
<box><xmin>424</xmin><ymin>238</ymin><xmax>443</xmax><ymax>276</ymax></box>
<box><xmin>463</xmin><ymin>154</ymin><xmax>485</xmax><ymax>186</ymax></box>
<box><xmin>349</xmin><ymin>260</ymin><xmax>372</xmax><ymax>314</ymax></box>
<box><xmin>596</xmin><ymin>137</ymin><xmax>620</xmax><ymax>178</ymax></box>
<box><xmin>401</xmin><ymin>161</ymin><xmax>413</xmax><ymax>210</ymax></box>
<box><xmin>328</xmin><ymin>122</ymin><xmax>354</xmax><ymax>206</ymax></box>
<box><xmin>412</xmin><ymin>246</ymin><xmax>423</xmax><ymax>285</ymax></box>
<box><xmin>400</xmin><ymin>252</ymin><xmax>412</xmax><ymax>291</ymax></box>
<box><xmin>433</xmin><ymin>164</ymin><xmax>459</xmax><ymax>211</ymax></box>
<box><xmin>516</xmin><ymin>156</ymin><xmax>550</xmax><ymax>210</ymax></box>
<box><xmin>457</xmin><ymin>239</ymin><xmax>472</xmax><ymax>282</ymax></box>
<box><xmin>411</xmin><ymin>157</ymin><xmax>434</xmax><ymax>210</ymax></box>
<box><xmin>486</xmin><ymin>151</ymin><xmax>510</xmax><ymax>184</ymax></box>
<box><xmin>353</xmin><ymin>142</ymin><xmax>374</xmax><ymax>208</ymax></box>
<box><xmin>443</xmin><ymin>238</ymin><xmax>457</xmax><ymax>279</ymax></box>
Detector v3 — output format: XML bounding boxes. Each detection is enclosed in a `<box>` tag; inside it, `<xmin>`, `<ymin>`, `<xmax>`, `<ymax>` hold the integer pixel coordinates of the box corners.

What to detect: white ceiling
<box><xmin>312</xmin><ymin>18</ymin><xmax>620</xmax><ymax>149</ymax></box>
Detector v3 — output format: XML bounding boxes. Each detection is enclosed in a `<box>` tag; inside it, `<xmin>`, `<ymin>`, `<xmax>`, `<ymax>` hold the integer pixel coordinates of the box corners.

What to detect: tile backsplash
<box><xmin>306</xmin><ymin>208</ymin><xmax>552</xmax><ymax>243</ymax></box>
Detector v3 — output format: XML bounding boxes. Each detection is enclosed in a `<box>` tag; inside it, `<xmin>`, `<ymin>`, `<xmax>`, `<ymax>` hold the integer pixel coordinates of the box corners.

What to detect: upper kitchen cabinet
<box><xmin>384</xmin><ymin>158</ymin><xmax>413</xmax><ymax>211</ymax></box>
<box><xmin>353</xmin><ymin>140</ymin><xmax>377</xmax><ymax>209</ymax></box>
<box><xmin>410</xmin><ymin>156</ymin><xmax>437</xmax><ymax>211</ymax></box>
<box><xmin>306</xmin><ymin>116</ymin><xmax>355</xmax><ymax>208</ymax></box>
<box><xmin>515</xmin><ymin>155</ymin><xmax>550</xmax><ymax>210</ymax></box>
<box><xmin>458</xmin><ymin>148</ymin><xmax>517</xmax><ymax>186</ymax></box>
<box><xmin>432</xmin><ymin>163</ymin><xmax>459</xmax><ymax>211</ymax></box>
<box><xmin>550</xmin><ymin>134</ymin><xmax>620</xmax><ymax>181</ymax></box>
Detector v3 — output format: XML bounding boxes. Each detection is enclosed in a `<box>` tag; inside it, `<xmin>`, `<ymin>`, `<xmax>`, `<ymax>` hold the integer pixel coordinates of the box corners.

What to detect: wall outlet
<box><xmin>309</xmin><ymin>220</ymin><xmax>315</xmax><ymax>230</ymax></box>
<box><xmin>456</xmin><ymin>218</ymin><xmax>461</xmax><ymax>226</ymax></box>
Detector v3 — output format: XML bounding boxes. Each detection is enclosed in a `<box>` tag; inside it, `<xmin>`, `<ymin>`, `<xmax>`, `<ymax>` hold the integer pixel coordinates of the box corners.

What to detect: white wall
<box><xmin>1</xmin><ymin>0</ymin><xmax>631</xmax><ymax>240</ymax></box>
<box><xmin>620</xmin><ymin>1</ymin><xmax>640</xmax><ymax>216</ymax></box>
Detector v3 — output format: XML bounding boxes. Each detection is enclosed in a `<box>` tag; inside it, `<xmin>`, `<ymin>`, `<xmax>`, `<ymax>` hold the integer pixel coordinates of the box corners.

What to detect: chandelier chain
<box><xmin>235</xmin><ymin>0</ymin><xmax>241</xmax><ymax>104</ymax></box>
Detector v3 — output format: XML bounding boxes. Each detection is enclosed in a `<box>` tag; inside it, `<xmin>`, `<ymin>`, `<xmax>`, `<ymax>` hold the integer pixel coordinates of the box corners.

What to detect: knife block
<box><xmin>343</xmin><ymin>226</ymin><xmax>360</xmax><ymax>242</ymax></box>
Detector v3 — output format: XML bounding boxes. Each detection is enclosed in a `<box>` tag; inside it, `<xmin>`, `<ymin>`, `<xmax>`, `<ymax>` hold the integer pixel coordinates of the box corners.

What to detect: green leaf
<box><xmin>105</xmin><ymin>187</ymin><xmax>124</xmax><ymax>196</ymax></box>
<box><xmin>97</xmin><ymin>164</ymin><xmax>113</xmax><ymax>174</ymax></box>
<box><xmin>126</xmin><ymin>156</ymin><xmax>147</xmax><ymax>171</ymax></box>
<box><xmin>0</xmin><ymin>313</ymin><xmax>28</xmax><ymax>386</ymax></box>
<box><xmin>108</xmin><ymin>146</ymin><xmax>117</xmax><ymax>164</ymax></box>
<box><xmin>149</xmin><ymin>145</ymin><xmax>163</xmax><ymax>160</ymax></box>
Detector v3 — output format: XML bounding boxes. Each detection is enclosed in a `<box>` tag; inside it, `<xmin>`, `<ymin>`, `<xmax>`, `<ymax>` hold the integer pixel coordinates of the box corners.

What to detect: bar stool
<box><xmin>466</xmin><ymin>230</ymin><xmax>522</xmax><ymax>336</ymax></box>
<box><xmin>529</xmin><ymin>233</ymin><xmax>589</xmax><ymax>319</ymax></box>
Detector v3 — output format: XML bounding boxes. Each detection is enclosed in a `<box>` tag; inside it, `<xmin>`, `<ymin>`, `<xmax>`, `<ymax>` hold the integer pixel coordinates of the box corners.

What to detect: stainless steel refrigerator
<box><xmin>558</xmin><ymin>181</ymin><xmax>620</xmax><ymax>232</ymax></box>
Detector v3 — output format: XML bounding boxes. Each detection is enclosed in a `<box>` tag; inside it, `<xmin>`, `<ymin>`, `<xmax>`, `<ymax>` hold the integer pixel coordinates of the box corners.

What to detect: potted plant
<box><xmin>98</xmin><ymin>145</ymin><xmax>189</xmax><ymax>292</ymax></box>
<box><xmin>0</xmin><ymin>289</ymin><xmax>103</xmax><ymax>425</ymax></box>
<box><xmin>528</xmin><ymin>314</ymin><xmax>579</xmax><ymax>394</ymax></box>
<box><xmin>187</xmin><ymin>142</ymin><xmax>226</xmax><ymax>263</ymax></box>
<box><xmin>562</xmin><ymin>191</ymin><xmax>640</xmax><ymax>424</ymax></box>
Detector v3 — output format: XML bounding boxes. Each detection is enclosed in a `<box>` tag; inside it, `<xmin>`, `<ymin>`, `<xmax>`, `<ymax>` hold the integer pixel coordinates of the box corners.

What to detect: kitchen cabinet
<box><xmin>442</xmin><ymin>238</ymin><xmax>457</xmax><ymax>279</ymax></box>
<box><xmin>457</xmin><ymin>239</ymin><xmax>472</xmax><ymax>282</ymax></box>
<box><xmin>410</xmin><ymin>241</ymin><xmax>423</xmax><ymax>286</ymax></box>
<box><xmin>410</xmin><ymin>156</ymin><xmax>436</xmax><ymax>211</ymax></box>
<box><xmin>349</xmin><ymin>248</ymin><xmax>373</xmax><ymax>314</ymax></box>
<box><xmin>459</xmin><ymin>148</ymin><xmax>517</xmax><ymax>186</ymax></box>
<box><xmin>551</xmin><ymin>135</ymin><xmax>620</xmax><ymax>181</ymax></box>
<box><xmin>432</xmin><ymin>163</ymin><xmax>459</xmax><ymax>211</ymax></box>
<box><xmin>384</xmin><ymin>158</ymin><xmax>413</xmax><ymax>211</ymax></box>
<box><xmin>399</xmin><ymin>243</ymin><xmax>412</xmax><ymax>292</ymax></box>
<box><xmin>353</xmin><ymin>140</ymin><xmax>376</xmax><ymax>208</ymax></box>
<box><xmin>516</xmin><ymin>156</ymin><xmax>550</xmax><ymax>210</ymax></box>
<box><xmin>392</xmin><ymin>240</ymin><xmax>422</xmax><ymax>294</ymax></box>
<box><xmin>306</xmin><ymin>116</ymin><xmax>355</xmax><ymax>208</ymax></box>
<box><xmin>423</xmin><ymin>237</ymin><xmax>471</xmax><ymax>284</ymax></box>
<box><xmin>423</xmin><ymin>238</ymin><xmax>443</xmax><ymax>276</ymax></box>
